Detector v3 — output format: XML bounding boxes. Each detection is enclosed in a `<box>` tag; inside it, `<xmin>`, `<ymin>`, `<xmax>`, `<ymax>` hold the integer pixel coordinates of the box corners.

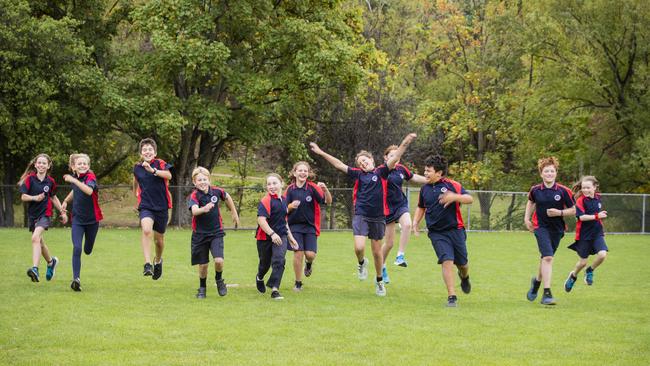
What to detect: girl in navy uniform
<box><xmin>255</xmin><ymin>173</ymin><xmax>299</xmax><ymax>300</ymax></box>
<box><xmin>133</xmin><ymin>138</ymin><xmax>172</xmax><ymax>280</ymax></box>
<box><xmin>18</xmin><ymin>154</ymin><xmax>67</xmax><ymax>283</ymax></box>
<box><xmin>284</xmin><ymin>161</ymin><xmax>332</xmax><ymax>291</ymax></box>
<box><xmin>564</xmin><ymin>176</ymin><xmax>608</xmax><ymax>292</ymax></box>
<box><xmin>61</xmin><ymin>154</ymin><xmax>103</xmax><ymax>291</ymax></box>
<box><xmin>310</xmin><ymin>133</ymin><xmax>416</xmax><ymax>297</ymax></box>
<box><xmin>188</xmin><ymin>167</ymin><xmax>240</xmax><ymax>299</ymax></box>
<box><xmin>524</xmin><ymin>157</ymin><xmax>575</xmax><ymax>306</ymax></box>
<box><xmin>412</xmin><ymin>155</ymin><xmax>473</xmax><ymax>307</ymax></box>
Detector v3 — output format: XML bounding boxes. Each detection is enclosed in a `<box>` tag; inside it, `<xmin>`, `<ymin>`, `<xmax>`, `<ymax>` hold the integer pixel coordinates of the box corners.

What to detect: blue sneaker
<box><xmin>541</xmin><ymin>295</ymin><xmax>556</xmax><ymax>305</ymax></box>
<box><xmin>585</xmin><ymin>269</ymin><xmax>594</xmax><ymax>286</ymax></box>
<box><xmin>564</xmin><ymin>272</ymin><xmax>577</xmax><ymax>292</ymax></box>
<box><xmin>27</xmin><ymin>267</ymin><xmax>40</xmax><ymax>282</ymax></box>
<box><xmin>394</xmin><ymin>254</ymin><xmax>408</xmax><ymax>267</ymax></box>
<box><xmin>526</xmin><ymin>277</ymin><xmax>539</xmax><ymax>301</ymax></box>
<box><xmin>382</xmin><ymin>266</ymin><xmax>390</xmax><ymax>284</ymax></box>
<box><xmin>46</xmin><ymin>256</ymin><xmax>58</xmax><ymax>281</ymax></box>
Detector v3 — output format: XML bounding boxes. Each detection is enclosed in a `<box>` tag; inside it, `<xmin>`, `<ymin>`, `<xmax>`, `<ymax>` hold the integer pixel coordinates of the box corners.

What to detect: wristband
<box><xmin>153</xmin><ymin>168</ymin><xmax>158</xmax><ymax>176</ymax></box>
<box><xmin>269</xmin><ymin>231</ymin><xmax>276</xmax><ymax>237</ymax></box>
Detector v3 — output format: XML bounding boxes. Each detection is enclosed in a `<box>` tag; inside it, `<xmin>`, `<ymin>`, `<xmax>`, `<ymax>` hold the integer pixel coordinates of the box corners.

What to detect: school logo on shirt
<box><xmin>440</xmin><ymin>187</ymin><xmax>448</xmax><ymax>193</ymax></box>
<box><xmin>598</xmin><ymin>203</ymin><xmax>602</xmax><ymax>209</ymax></box>
<box><xmin>305</xmin><ymin>196</ymin><xmax>312</xmax><ymax>202</ymax></box>
<box><xmin>400</xmin><ymin>173</ymin><xmax>404</xmax><ymax>179</ymax></box>
<box><xmin>210</xmin><ymin>196</ymin><xmax>218</xmax><ymax>204</ymax></box>
<box><xmin>43</xmin><ymin>186</ymin><xmax>50</xmax><ymax>193</ymax></box>
<box><xmin>371</xmin><ymin>176</ymin><xmax>378</xmax><ymax>182</ymax></box>
<box><xmin>554</xmin><ymin>194</ymin><xmax>561</xmax><ymax>201</ymax></box>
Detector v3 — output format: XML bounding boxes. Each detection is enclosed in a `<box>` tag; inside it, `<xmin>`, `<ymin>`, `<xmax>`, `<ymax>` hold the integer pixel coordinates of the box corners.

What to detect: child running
<box><xmin>18</xmin><ymin>153</ymin><xmax>67</xmax><ymax>283</ymax></box>
<box><xmin>564</xmin><ymin>176</ymin><xmax>608</xmax><ymax>292</ymax></box>
<box><xmin>284</xmin><ymin>161</ymin><xmax>332</xmax><ymax>291</ymax></box>
<box><xmin>524</xmin><ymin>157</ymin><xmax>575</xmax><ymax>305</ymax></box>
<box><xmin>255</xmin><ymin>173</ymin><xmax>299</xmax><ymax>300</ymax></box>
<box><xmin>133</xmin><ymin>138</ymin><xmax>172</xmax><ymax>279</ymax></box>
<box><xmin>188</xmin><ymin>167</ymin><xmax>240</xmax><ymax>299</ymax></box>
<box><xmin>412</xmin><ymin>154</ymin><xmax>473</xmax><ymax>307</ymax></box>
<box><xmin>61</xmin><ymin>154</ymin><xmax>103</xmax><ymax>291</ymax></box>
<box><xmin>310</xmin><ymin>133</ymin><xmax>416</xmax><ymax>297</ymax></box>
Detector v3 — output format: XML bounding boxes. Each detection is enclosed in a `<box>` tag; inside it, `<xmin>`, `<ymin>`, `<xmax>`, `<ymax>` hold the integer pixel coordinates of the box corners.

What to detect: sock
<box><xmin>532</xmin><ymin>278</ymin><xmax>541</xmax><ymax>293</ymax></box>
<box><xmin>47</xmin><ymin>259</ymin><xmax>53</xmax><ymax>266</ymax></box>
<box><xmin>570</xmin><ymin>272</ymin><xmax>577</xmax><ymax>280</ymax></box>
<box><xmin>376</xmin><ymin>276</ymin><xmax>383</xmax><ymax>283</ymax></box>
<box><xmin>32</xmin><ymin>266</ymin><xmax>38</xmax><ymax>271</ymax></box>
<box><xmin>295</xmin><ymin>280</ymin><xmax>302</xmax><ymax>286</ymax></box>
<box><xmin>215</xmin><ymin>271</ymin><xmax>222</xmax><ymax>281</ymax></box>
<box><xmin>306</xmin><ymin>261</ymin><xmax>312</xmax><ymax>269</ymax></box>
<box><xmin>155</xmin><ymin>258</ymin><xmax>162</xmax><ymax>265</ymax></box>
<box><xmin>199</xmin><ymin>277</ymin><xmax>206</xmax><ymax>288</ymax></box>
<box><xmin>397</xmin><ymin>251</ymin><xmax>404</xmax><ymax>257</ymax></box>
<box><xmin>358</xmin><ymin>259</ymin><xmax>365</xmax><ymax>266</ymax></box>
<box><xmin>543</xmin><ymin>288</ymin><xmax>552</xmax><ymax>297</ymax></box>
<box><xmin>586</xmin><ymin>266</ymin><xmax>593</xmax><ymax>273</ymax></box>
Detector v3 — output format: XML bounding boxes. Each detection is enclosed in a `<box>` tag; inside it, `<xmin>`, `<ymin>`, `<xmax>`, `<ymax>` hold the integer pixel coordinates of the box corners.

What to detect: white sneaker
<box><xmin>375</xmin><ymin>280</ymin><xmax>386</xmax><ymax>296</ymax></box>
<box><xmin>357</xmin><ymin>258</ymin><xmax>368</xmax><ymax>280</ymax></box>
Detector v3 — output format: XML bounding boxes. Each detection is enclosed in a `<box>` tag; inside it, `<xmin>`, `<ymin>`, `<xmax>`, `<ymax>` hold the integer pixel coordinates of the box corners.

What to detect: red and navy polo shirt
<box><xmin>347</xmin><ymin>165</ymin><xmax>390</xmax><ymax>218</ymax></box>
<box><xmin>575</xmin><ymin>194</ymin><xmax>604</xmax><ymax>240</ymax></box>
<box><xmin>381</xmin><ymin>163</ymin><xmax>414</xmax><ymax>215</ymax></box>
<box><xmin>284</xmin><ymin>181</ymin><xmax>326</xmax><ymax>236</ymax></box>
<box><xmin>71</xmin><ymin>172</ymin><xmax>103</xmax><ymax>225</ymax></box>
<box><xmin>417</xmin><ymin>178</ymin><xmax>467</xmax><ymax>232</ymax></box>
<box><xmin>133</xmin><ymin>159</ymin><xmax>172</xmax><ymax>211</ymax></box>
<box><xmin>188</xmin><ymin>186</ymin><xmax>227</xmax><ymax>236</ymax></box>
<box><xmin>256</xmin><ymin>193</ymin><xmax>288</xmax><ymax>240</ymax></box>
<box><xmin>19</xmin><ymin>173</ymin><xmax>57</xmax><ymax>220</ymax></box>
<box><xmin>528</xmin><ymin>183</ymin><xmax>575</xmax><ymax>232</ymax></box>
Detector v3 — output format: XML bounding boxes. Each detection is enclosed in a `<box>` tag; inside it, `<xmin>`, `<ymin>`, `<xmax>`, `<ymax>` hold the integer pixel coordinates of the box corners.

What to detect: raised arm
<box><xmin>410</xmin><ymin>174</ymin><xmax>428</xmax><ymax>185</ymax></box>
<box><xmin>318</xmin><ymin>182</ymin><xmax>333</xmax><ymax>205</ymax></box>
<box><xmin>310</xmin><ymin>142</ymin><xmax>349</xmax><ymax>173</ymax></box>
<box><xmin>386</xmin><ymin>133</ymin><xmax>417</xmax><ymax>170</ymax></box>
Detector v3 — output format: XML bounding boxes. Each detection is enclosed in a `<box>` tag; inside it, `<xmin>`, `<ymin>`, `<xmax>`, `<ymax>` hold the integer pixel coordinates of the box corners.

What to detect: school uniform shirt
<box><xmin>347</xmin><ymin>166</ymin><xmax>390</xmax><ymax>218</ymax></box>
<box><xmin>133</xmin><ymin>159</ymin><xmax>172</xmax><ymax>211</ymax></box>
<box><xmin>19</xmin><ymin>173</ymin><xmax>57</xmax><ymax>220</ymax></box>
<box><xmin>255</xmin><ymin>193</ymin><xmax>289</xmax><ymax>240</ymax></box>
<box><xmin>575</xmin><ymin>194</ymin><xmax>604</xmax><ymax>240</ymax></box>
<box><xmin>381</xmin><ymin>163</ymin><xmax>414</xmax><ymax>214</ymax></box>
<box><xmin>284</xmin><ymin>182</ymin><xmax>326</xmax><ymax>235</ymax></box>
<box><xmin>188</xmin><ymin>186</ymin><xmax>227</xmax><ymax>236</ymax></box>
<box><xmin>71</xmin><ymin>172</ymin><xmax>103</xmax><ymax>225</ymax></box>
<box><xmin>417</xmin><ymin>178</ymin><xmax>467</xmax><ymax>232</ymax></box>
<box><xmin>528</xmin><ymin>183</ymin><xmax>575</xmax><ymax>232</ymax></box>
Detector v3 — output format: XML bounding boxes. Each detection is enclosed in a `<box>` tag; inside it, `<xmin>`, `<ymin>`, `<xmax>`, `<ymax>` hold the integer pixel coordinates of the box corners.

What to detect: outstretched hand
<box><xmin>309</xmin><ymin>142</ymin><xmax>323</xmax><ymax>155</ymax></box>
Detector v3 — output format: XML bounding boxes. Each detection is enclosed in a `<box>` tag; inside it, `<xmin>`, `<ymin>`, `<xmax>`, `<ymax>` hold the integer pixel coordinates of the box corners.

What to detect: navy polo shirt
<box><xmin>347</xmin><ymin>166</ymin><xmax>390</xmax><ymax>218</ymax></box>
<box><xmin>71</xmin><ymin>172</ymin><xmax>103</xmax><ymax>225</ymax></box>
<box><xmin>285</xmin><ymin>181</ymin><xmax>326</xmax><ymax>235</ymax></box>
<box><xmin>528</xmin><ymin>183</ymin><xmax>575</xmax><ymax>232</ymax></box>
<box><xmin>19</xmin><ymin>173</ymin><xmax>57</xmax><ymax>220</ymax></box>
<box><xmin>188</xmin><ymin>186</ymin><xmax>227</xmax><ymax>236</ymax></box>
<box><xmin>417</xmin><ymin>178</ymin><xmax>468</xmax><ymax>232</ymax></box>
<box><xmin>575</xmin><ymin>194</ymin><xmax>604</xmax><ymax>240</ymax></box>
<box><xmin>134</xmin><ymin>159</ymin><xmax>172</xmax><ymax>211</ymax></box>
<box><xmin>383</xmin><ymin>163</ymin><xmax>413</xmax><ymax>214</ymax></box>
<box><xmin>256</xmin><ymin>193</ymin><xmax>288</xmax><ymax>240</ymax></box>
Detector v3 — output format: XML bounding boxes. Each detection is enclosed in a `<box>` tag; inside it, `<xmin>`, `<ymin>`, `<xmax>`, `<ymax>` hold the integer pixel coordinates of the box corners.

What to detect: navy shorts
<box><xmin>568</xmin><ymin>236</ymin><xmax>608</xmax><ymax>258</ymax></box>
<box><xmin>289</xmin><ymin>232</ymin><xmax>318</xmax><ymax>252</ymax></box>
<box><xmin>427</xmin><ymin>229</ymin><xmax>468</xmax><ymax>265</ymax></box>
<box><xmin>28</xmin><ymin>216</ymin><xmax>51</xmax><ymax>232</ymax></box>
<box><xmin>139</xmin><ymin>208</ymin><xmax>169</xmax><ymax>234</ymax></box>
<box><xmin>534</xmin><ymin>227</ymin><xmax>564</xmax><ymax>257</ymax></box>
<box><xmin>191</xmin><ymin>233</ymin><xmax>224</xmax><ymax>265</ymax></box>
<box><xmin>352</xmin><ymin>215</ymin><xmax>386</xmax><ymax>240</ymax></box>
<box><xmin>386</xmin><ymin>206</ymin><xmax>410</xmax><ymax>224</ymax></box>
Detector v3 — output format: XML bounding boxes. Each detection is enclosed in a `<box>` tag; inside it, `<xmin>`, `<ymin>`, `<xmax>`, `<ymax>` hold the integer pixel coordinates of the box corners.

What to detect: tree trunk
<box><xmin>1</xmin><ymin>166</ymin><xmax>16</xmax><ymax>227</ymax></box>
<box><xmin>505</xmin><ymin>193</ymin><xmax>517</xmax><ymax>230</ymax></box>
<box><xmin>477</xmin><ymin>191</ymin><xmax>492</xmax><ymax>230</ymax></box>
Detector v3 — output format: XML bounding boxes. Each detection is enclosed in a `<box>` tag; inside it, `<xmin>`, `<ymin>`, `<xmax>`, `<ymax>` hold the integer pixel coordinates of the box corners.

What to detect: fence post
<box><xmin>467</xmin><ymin>204</ymin><xmax>471</xmax><ymax>230</ymax></box>
<box><xmin>642</xmin><ymin>194</ymin><xmax>647</xmax><ymax>234</ymax></box>
<box><xmin>176</xmin><ymin>185</ymin><xmax>181</xmax><ymax>228</ymax></box>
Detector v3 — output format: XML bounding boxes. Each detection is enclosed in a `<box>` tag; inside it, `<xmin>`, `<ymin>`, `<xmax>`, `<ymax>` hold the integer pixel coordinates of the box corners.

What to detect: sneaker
<box><xmin>271</xmin><ymin>290</ymin><xmax>284</xmax><ymax>300</ymax></box>
<box><xmin>27</xmin><ymin>267</ymin><xmax>40</xmax><ymax>282</ymax></box>
<box><xmin>143</xmin><ymin>263</ymin><xmax>153</xmax><ymax>276</ymax></box>
<box><xmin>70</xmin><ymin>278</ymin><xmax>82</xmax><ymax>292</ymax></box>
<box><xmin>46</xmin><ymin>256</ymin><xmax>58</xmax><ymax>281</ymax></box>
<box><xmin>152</xmin><ymin>259</ymin><xmax>163</xmax><ymax>280</ymax></box>
<box><xmin>293</xmin><ymin>281</ymin><xmax>303</xmax><ymax>292</ymax></box>
<box><xmin>304</xmin><ymin>263</ymin><xmax>312</xmax><ymax>277</ymax></box>
<box><xmin>196</xmin><ymin>287</ymin><xmax>206</xmax><ymax>299</ymax></box>
<box><xmin>357</xmin><ymin>258</ymin><xmax>368</xmax><ymax>280</ymax></box>
<box><xmin>447</xmin><ymin>295</ymin><xmax>458</xmax><ymax>307</ymax></box>
<box><xmin>216</xmin><ymin>279</ymin><xmax>227</xmax><ymax>296</ymax></box>
<box><xmin>375</xmin><ymin>280</ymin><xmax>386</xmax><ymax>296</ymax></box>
<box><xmin>585</xmin><ymin>269</ymin><xmax>594</xmax><ymax>286</ymax></box>
<box><xmin>526</xmin><ymin>277</ymin><xmax>539</xmax><ymax>301</ymax></box>
<box><xmin>564</xmin><ymin>272</ymin><xmax>577</xmax><ymax>292</ymax></box>
<box><xmin>459</xmin><ymin>271</ymin><xmax>471</xmax><ymax>294</ymax></box>
<box><xmin>256</xmin><ymin>276</ymin><xmax>266</xmax><ymax>293</ymax></box>
<box><xmin>382</xmin><ymin>266</ymin><xmax>390</xmax><ymax>284</ymax></box>
<box><xmin>541</xmin><ymin>295</ymin><xmax>556</xmax><ymax>305</ymax></box>
<box><xmin>394</xmin><ymin>254</ymin><xmax>408</xmax><ymax>267</ymax></box>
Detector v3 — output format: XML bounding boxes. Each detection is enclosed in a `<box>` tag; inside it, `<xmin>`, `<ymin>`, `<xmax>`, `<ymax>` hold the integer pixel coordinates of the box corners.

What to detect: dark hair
<box><xmin>424</xmin><ymin>155</ymin><xmax>447</xmax><ymax>175</ymax></box>
<box><xmin>139</xmin><ymin>138</ymin><xmax>157</xmax><ymax>153</ymax></box>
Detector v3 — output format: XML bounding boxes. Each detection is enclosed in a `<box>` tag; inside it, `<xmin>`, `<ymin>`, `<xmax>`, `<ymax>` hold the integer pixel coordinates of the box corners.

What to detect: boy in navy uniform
<box><xmin>188</xmin><ymin>167</ymin><xmax>239</xmax><ymax>299</ymax></box>
<box><xmin>133</xmin><ymin>138</ymin><xmax>172</xmax><ymax>279</ymax></box>
<box><xmin>413</xmin><ymin>155</ymin><xmax>473</xmax><ymax>307</ymax></box>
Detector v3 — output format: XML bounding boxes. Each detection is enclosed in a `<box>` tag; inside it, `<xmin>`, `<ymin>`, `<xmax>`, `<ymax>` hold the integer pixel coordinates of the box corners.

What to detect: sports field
<box><xmin>1</xmin><ymin>229</ymin><xmax>648</xmax><ymax>365</ymax></box>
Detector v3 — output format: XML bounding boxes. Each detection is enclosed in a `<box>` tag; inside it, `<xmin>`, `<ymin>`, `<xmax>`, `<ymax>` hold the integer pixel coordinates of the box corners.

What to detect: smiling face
<box><xmin>540</xmin><ymin>165</ymin><xmax>557</xmax><ymax>185</ymax></box>
<box><xmin>581</xmin><ymin>179</ymin><xmax>596</xmax><ymax>198</ymax></box>
<box><xmin>293</xmin><ymin>163</ymin><xmax>309</xmax><ymax>184</ymax></box>
<box><xmin>384</xmin><ymin>149</ymin><xmax>398</xmax><ymax>165</ymax></box>
<box><xmin>34</xmin><ymin>156</ymin><xmax>50</xmax><ymax>175</ymax></box>
<box><xmin>73</xmin><ymin>156</ymin><xmax>90</xmax><ymax>175</ymax></box>
<box><xmin>193</xmin><ymin>172</ymin><xmax>210</xmax><ymax>193</ymax></box>
<box><xmin>424</xmin><ymin>166</ymin><xmax>443</xmax><ymax>184</ymax></box>
<box><xmin>140</xmin><ymin>144</ymin><xmax>156</xmax><ymax>162</ymax></box>
<box><xmin>356</xmin><ymin>155</ymin><xmax>375</xmax><ymax>172</ymax></box>
<box><xmin>266</xmin><ymin>175</ymin><xmax>283</xmax><ymax>195</ymax></box>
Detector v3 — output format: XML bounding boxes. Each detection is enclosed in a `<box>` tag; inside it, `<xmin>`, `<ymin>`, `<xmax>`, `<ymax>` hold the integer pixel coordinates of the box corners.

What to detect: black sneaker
<box><xmin>256</xmin><ymin>276</ymin><xmax>266</xmax><ymax>293</ymax></box>
<box><xmin>446</xmin><ymin>295</ymin><xmax>458</xmax><ymax>307</ymax></box>
<box><xmin>293</xmin><ymin>281</ymin><xmax>303</xmax><ymax>292</ymax></box>
<box><xmin>27</xmin><ymin>267</ymin><xmax>40</xmax><ymax>282</ymax></box>
<box><xmin>216</xmin><ymin>279</ymin><xmax>227</xmax><ymax>296</ymax></box>
<box><xmin>271</xmin><ymin>290</ymin><xmax>284</xmax><ymax>300</ymax></box>
<box><xmin>459</xmin><ymin>271</ymin><xmax>471</xmax><ymax>294</ymax></box>
<box><xmin>304</xmin><ymin>263</ymin><xmax>312</xmax><ymax>277</ymax></box>
<box><xmin>152</xmin><ymin>260</ymin><xmax>163</xmax><ymax>280</ymax></box>
<box><xmin>143</xmin><ymin>263</ymin><xmax>153</xmax><ymax>276</ymax></box>
<box><xmin>196</xmin><ymin>287</ymin><xmax>206</xmax><ymax>299</ymax></box>
<box><xmin>70</xmin><ymin>278</ymin><xmax>82</xmax><ymax>292</ymax></box>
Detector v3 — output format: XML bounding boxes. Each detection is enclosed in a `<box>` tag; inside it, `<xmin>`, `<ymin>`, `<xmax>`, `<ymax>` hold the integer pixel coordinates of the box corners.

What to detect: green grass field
<box><xmin>1</xmin><ymin>229</ymin><xmax>649</xmax><ymax>365</ymax></box>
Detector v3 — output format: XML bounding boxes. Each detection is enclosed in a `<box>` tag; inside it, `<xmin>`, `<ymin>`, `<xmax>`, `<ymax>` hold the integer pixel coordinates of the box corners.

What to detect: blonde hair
<box><xmin>191</xmin><ymin>167</ymin><xmax>211</xmax><ymax>182</ymax></box>
<box><xmin>289</xmin><ymin>161</ymin><xmax>316</xmax><ymax>183</ymax></box>
<box><xmin>266</xmin><ymin>173</ymin><xmax>284</xmax><ymax>186</ymax></box>
<box><xmin>69</xmin><ymin>153</ymin><xmax>91</xmax><ymax>173</ymax></box>
<box><xmin>383</xmin><ymin>145</ymin><xmax>399</xmax><ymax>157</ymax></box>
<box><xmin>18</xmin><ymin>153</ymin><xmax>52</xmax><ymax>186</ymax></box>
<box><xmin>537</xmin><ymin>156</ymin><xmax>559</xmax><ymax>173</ymax></box>
<box><xmin>355</xmin><ymin>150</ymin><xmax>374</xmax><ymax>167</ymax></box>
<box><xmin>572</xmin><ymin>175</ymin><xmax>599</xmax><ymax>199</ymax></box>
